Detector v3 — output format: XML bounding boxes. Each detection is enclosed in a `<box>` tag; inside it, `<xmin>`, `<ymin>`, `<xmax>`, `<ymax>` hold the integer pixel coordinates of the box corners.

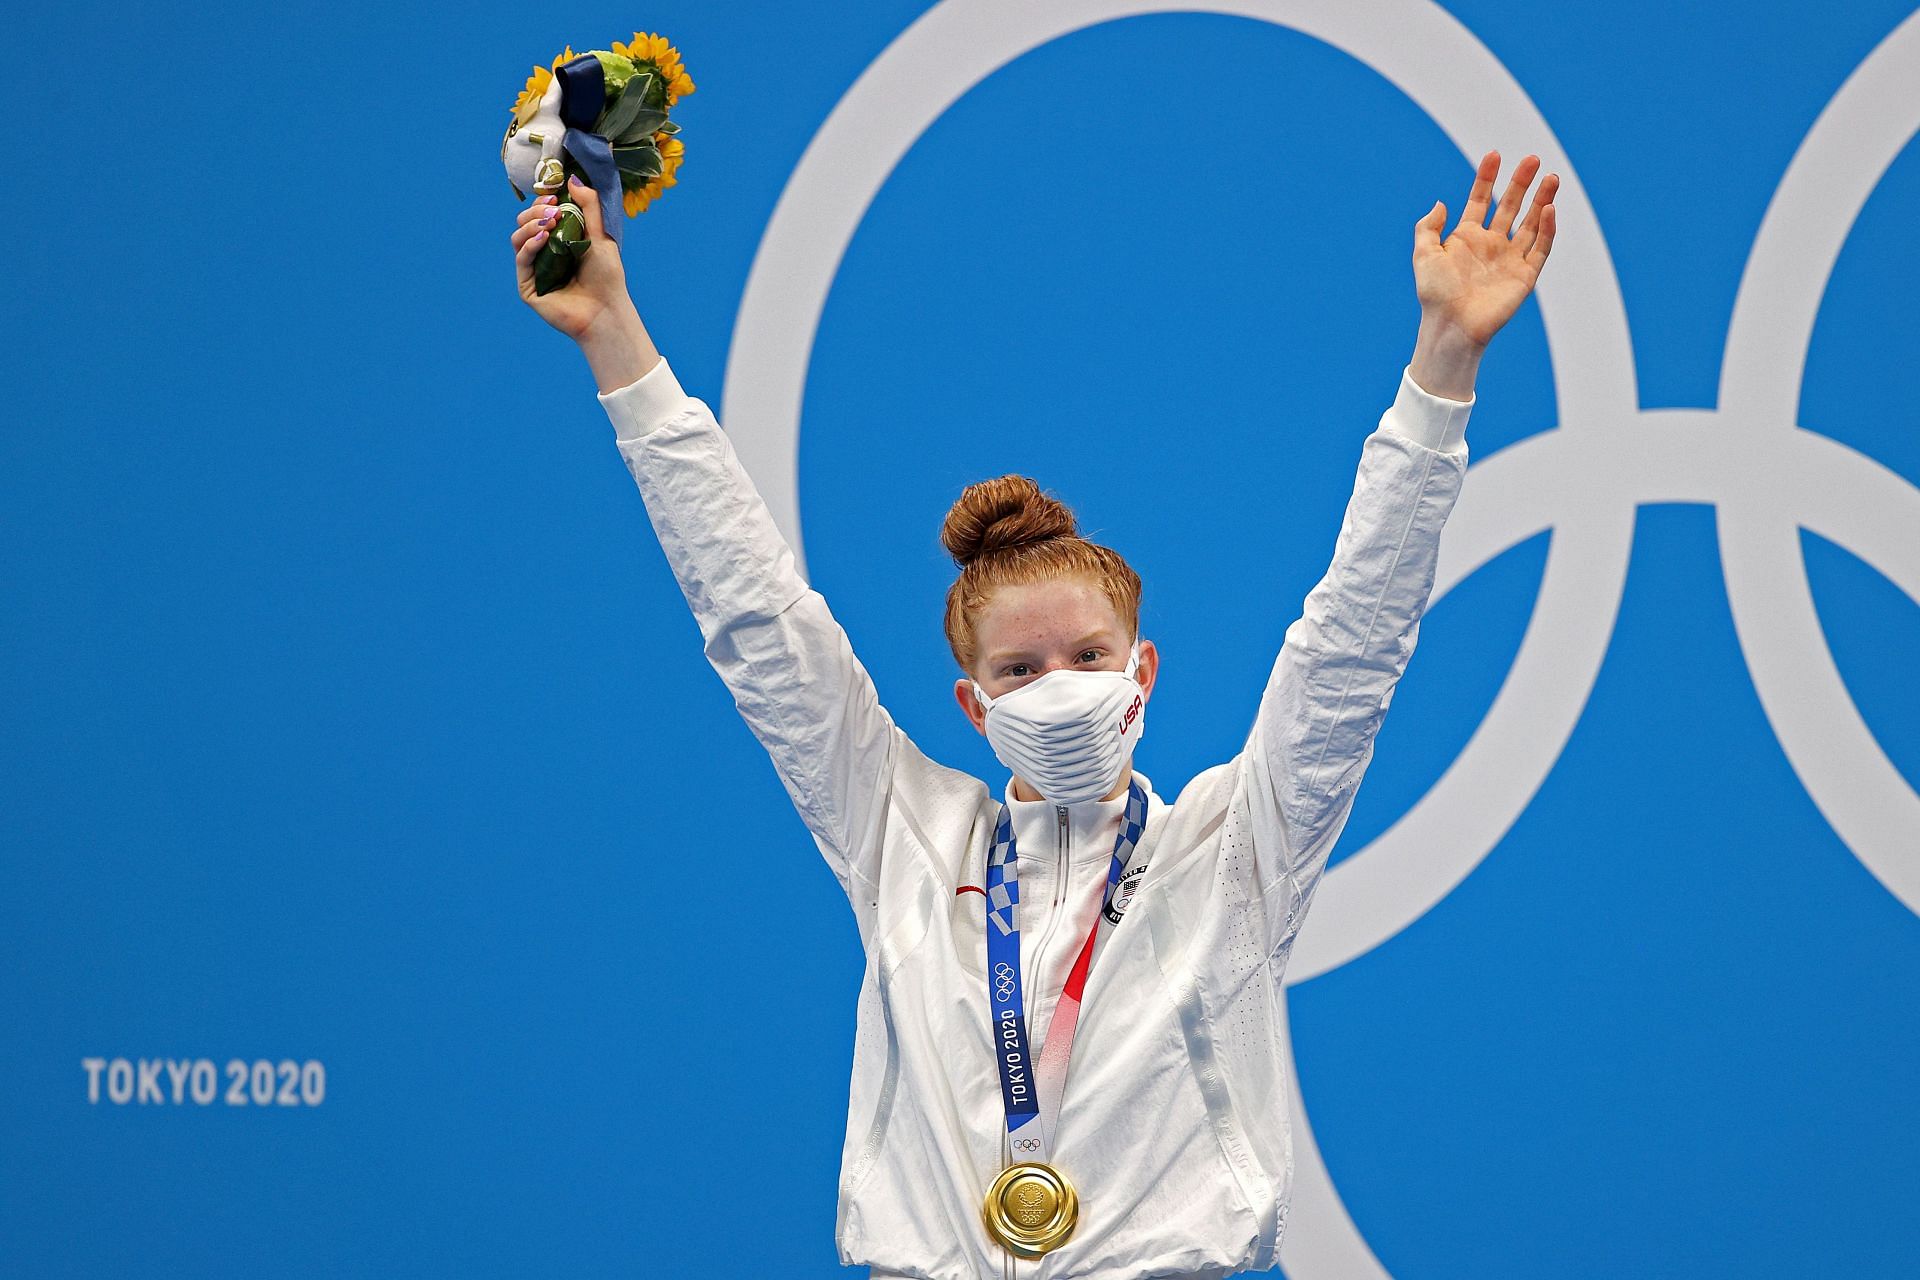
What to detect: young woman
<box><xmin>511</xmin><ymin>151</ymin><xmax>1557</xmax><ymax>1280</ymax></box>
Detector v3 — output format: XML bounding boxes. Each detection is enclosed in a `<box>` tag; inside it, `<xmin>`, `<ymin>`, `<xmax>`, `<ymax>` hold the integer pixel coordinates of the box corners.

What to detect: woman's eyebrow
<box><xmin>984</xmin><ymin>632</ymin><xmax>1120</xmax><ymax>665</ymax></box>
<box><xmin>1071</xmin><ymin>630</ymin><xmax>1120</xmax><ymax>648</ymax></box>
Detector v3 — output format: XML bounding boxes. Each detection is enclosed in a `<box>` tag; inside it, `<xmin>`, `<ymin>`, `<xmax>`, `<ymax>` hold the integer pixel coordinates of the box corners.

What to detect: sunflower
<box><xmin>510</xmin><ymin>44</ymin><xmax>578</xmax><ymax>125</ymax></box>
<box><xmin>508</xmin><ymin>35</ymin><xmax>693</xmax><ymax>216</ymax></box>
<box><xmin>612</xmin><ymin>31</ymin><xmax>696</xmax><ymax>104</ymax></box>
<box><xmin>623</xmin><ymin>133</ymin><xmax>686</xmax><ymax>216</ymax></box>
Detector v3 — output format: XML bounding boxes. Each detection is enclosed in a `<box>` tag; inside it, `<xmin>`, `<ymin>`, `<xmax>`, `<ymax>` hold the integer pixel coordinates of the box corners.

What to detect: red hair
<box><xmin>940</xmin><ymin>475</ymin><xmax>1142</xmax><ymax>673</ymax></box>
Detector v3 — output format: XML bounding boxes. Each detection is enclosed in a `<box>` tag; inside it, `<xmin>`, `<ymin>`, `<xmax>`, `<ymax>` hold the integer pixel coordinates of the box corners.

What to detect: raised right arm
<box><xmin>598</xmin><ymin>352</ymin><xmax>901</xmax><ymax>907</ymax></box>
<box><xmin>512</xmin><ymin>178</ymin><xmax>903</xmax><ymax>914</ymax></box>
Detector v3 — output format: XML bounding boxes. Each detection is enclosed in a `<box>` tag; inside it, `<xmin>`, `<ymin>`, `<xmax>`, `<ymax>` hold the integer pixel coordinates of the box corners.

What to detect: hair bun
<box><xmin>940</xmin><ymin>475</ymin><xmax>1078</xmax><ymax>567</ymax></box>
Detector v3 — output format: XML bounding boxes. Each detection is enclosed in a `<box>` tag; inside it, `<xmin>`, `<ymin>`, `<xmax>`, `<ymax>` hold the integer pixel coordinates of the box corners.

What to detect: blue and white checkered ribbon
<box><xmin>983</xmin><ymin>779</ymin><xmax>1150</xmax><ymax>1160</ymax></box>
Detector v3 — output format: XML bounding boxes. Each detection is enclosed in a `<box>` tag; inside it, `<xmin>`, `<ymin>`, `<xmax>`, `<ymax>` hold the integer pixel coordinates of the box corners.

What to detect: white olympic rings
<box><xmin>720</xmin><ymin>2</ymin><xmax>1920</xmax><ymax>1275</ymax></box>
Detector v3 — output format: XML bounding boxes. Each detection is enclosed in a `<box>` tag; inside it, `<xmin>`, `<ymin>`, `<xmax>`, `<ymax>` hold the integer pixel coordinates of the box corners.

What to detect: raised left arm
<box><xmin>1242</xmin><ymin>151</ymin><xmax>1558</xmax><ymax>963</ymax></box>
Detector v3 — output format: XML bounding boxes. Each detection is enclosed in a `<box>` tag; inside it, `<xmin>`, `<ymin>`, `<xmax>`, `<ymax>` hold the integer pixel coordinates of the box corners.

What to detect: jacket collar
<box><xmin>1000</xmin><ymin>769</ymin><xmax>1157</xmax><ymax>865</ymax></box>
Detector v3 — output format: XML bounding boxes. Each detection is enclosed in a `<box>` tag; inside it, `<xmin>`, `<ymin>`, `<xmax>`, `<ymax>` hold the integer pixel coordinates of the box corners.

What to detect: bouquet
<box><xmin>500</xmin><ymin>32</ymin><xmax>695</xmax><ymax>294</ymax></box>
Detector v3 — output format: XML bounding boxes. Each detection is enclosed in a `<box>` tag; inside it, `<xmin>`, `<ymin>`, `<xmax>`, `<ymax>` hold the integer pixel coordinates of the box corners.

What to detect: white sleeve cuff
<box><xmin>597</xmin><ymin>356</ymin><xmax>690</xmax><ymax>443</ymax></box>
<box><xmin>1379</xmin><ymin>364</ymin><xmax>1472</xmax><ymax>454</ymax></box>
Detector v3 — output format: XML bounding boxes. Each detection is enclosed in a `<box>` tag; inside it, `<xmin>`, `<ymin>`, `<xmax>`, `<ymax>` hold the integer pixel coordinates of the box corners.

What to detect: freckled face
<box><xmin>951</xmin><ymin>574</ymin><xmax>1161</xmax><ymax>764</ymax></box>
<box><xmin>968</xmin><ymin>577</ymin><xmax>1133</xmax><ymax>698</ymax></box>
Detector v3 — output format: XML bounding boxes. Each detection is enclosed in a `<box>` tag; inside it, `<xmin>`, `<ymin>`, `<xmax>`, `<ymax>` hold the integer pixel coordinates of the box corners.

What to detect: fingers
<box><xmin>1414</xmin><ymin>200</ymin><xmax>1446</xmax><ymax>254</ymax></box>
<box><xmin>1525</xmin><ymin>202</ymin><xmax>1558</xmax><ymax>269</ymax></box>
<box><xmin>512</xmin><ymin>198</ymin><xmax>559</xmax><ymax>245</ymax></box>
<box><xmin>1514</xmin><ymin>171</ymin><xmax>1560</xmax><ymax>254</ymax></box>
<box><xmin>511</xmin><ymin>215</ymin><xmax>550</xmax><ymax>251</ymax></box>
<box><xmin>1489</xmin><ymin>154</ymin><xmax>1542</xmax><ymax>235</ymax></box>
<box><xmin>1458</xmin><ymin>149</ymin><xmax>1559</xmax><ymax>262</ymax></box>
<box><xmin>568</xmin><ymin>174</ymin><xmax>606</xmax><ymax>239</ymax></box>
<box><xmin>512</xmin><ymin>195</ymin><xmax>562</xmax><ymax>288</ymax></box>
<box><xmin>1460</xmin><ymin>150</ymin><xmax>1500</xmax><ymax>227</ymax></box>
<box><xmin>516</xmin><ymin>194</ymin><xmax>559</xmax><ymax>226</ymax></box>
<box><xmin>515</xmin><ymin>220</ymin><xmax>551</xmax><ymax>274</ymax></box>
<box><xmin>513</xmin><ymin>204</ymin><xmax>556</xmax><ymax>286</ymax></box>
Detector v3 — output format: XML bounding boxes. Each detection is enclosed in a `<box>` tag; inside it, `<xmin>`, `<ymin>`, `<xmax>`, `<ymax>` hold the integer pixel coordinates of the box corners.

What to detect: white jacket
<box><xmin>598</xmin><ymin>359</ymin><xmax>1471</xmax><ymax>1280</ymax></box>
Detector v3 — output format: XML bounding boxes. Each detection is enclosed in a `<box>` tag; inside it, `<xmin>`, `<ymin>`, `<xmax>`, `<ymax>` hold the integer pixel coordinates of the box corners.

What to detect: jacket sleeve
<box><xmin>1241</xmin><ymin>366</ymin><xmax>1471</xmax><ymax>962</ymax></box>
<box><xmin>597</xmin><ymin>356</ymin><xmax>900</xmax><ymax>907</ymax></box>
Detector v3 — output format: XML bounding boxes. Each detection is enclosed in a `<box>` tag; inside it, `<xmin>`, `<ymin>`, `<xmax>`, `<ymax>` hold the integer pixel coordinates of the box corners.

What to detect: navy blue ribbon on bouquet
<box><xmin>555</xmin><ymin>54</ymin><xmax>625</xmax><ymax>248</ymax></box>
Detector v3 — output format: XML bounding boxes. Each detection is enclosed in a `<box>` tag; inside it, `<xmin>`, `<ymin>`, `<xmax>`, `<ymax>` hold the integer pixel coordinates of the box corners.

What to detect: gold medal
<box><xmin>982</xmin><ymin>1161</ymin><xmax>1079</xmax><ymax>1257</ymax></box>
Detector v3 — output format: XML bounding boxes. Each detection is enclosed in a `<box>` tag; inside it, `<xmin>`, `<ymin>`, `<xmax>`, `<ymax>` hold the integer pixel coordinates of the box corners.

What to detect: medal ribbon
<box><xmin>984</xmin><ymin>779</ymin><xmax>1149</xmax><ymax>1163</ymax></box>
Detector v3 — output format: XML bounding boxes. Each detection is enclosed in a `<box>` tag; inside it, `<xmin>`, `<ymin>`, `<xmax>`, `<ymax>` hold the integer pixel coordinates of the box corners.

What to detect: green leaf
<box><xmin>613</xmin><ymin>108</ymin><xmax>669</xmax><ymax>146</ymax></box>
<box><xmin>654</xmin><ymin>120</ymin><xmax>681</xmax><ymax>137</ymax></box>
<box><xmin>625</xmin><ymin>71</ymin><xmax>661</xmax><ymax>112</ymax></box>
<box><xmin>638</xmin><ymin>69</ymin><xmax>669</xmax><ymax>110</ymax></box>
<box><xmin>551</xmin><ymin>205</ymin><xmax>589</xmax><ymax>245</ymax></box>
<box><xmin>533</xmin><ymin>237</ymin><xmax>590</xmax><ymax>295</ymax></box>
<box><xmin>612</xmin><ymin>143</ymin><xmax>663</xmax><ymax>179</ymax></box>
<box><xmin>598</xmin><ymin>79</ymin><xmax>649</xmax><ymax>140</ymax></box>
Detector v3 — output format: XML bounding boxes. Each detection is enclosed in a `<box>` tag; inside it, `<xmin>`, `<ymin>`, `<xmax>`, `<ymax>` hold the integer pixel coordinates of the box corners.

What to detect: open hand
<box><xmin>1413</xmin><ymin>151</ymin><xmax>1558</xmax><ymax>351</ymax></box>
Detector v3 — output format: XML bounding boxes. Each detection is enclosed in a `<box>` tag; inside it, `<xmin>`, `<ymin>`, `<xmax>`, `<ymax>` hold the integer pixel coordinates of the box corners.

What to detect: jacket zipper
<box><xmin>1043</xmin><ymin>805</ymin><xmax>1069</xmax><ymax>947</ymax></box>
<box><xmin>1055</xmin><ymin>805</ymin><xmax>1069</xmax><ymax>889</ymax></box>
<box><xmin>1023</xmin><ymin>808</ymin><xmax>1070</xmax><ymax>1055</ymax></box>
<box><xmin>994</xmin><ymin>809</ymin><xmax>1072</xmax><ymax>1280</ymax></box>
<box><xmin>1011</xmin><ymin>808</ymin><xmax>1070</xmax><ymax>1280</ymax></box>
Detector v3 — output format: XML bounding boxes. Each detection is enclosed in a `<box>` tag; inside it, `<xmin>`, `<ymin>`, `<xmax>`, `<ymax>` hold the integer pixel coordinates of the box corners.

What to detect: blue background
<box><xmin>4</xmin><ymin>2</ymin><xmax>1917</xmax><ymax>1275</ymax></box>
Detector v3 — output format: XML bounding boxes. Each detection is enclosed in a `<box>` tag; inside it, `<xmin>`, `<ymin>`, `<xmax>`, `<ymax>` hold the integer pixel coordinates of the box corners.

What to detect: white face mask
<box><xmin>972</xmin><ymin>644</ymin><xmax>1147</xmax><ymax>806</ymax></box>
